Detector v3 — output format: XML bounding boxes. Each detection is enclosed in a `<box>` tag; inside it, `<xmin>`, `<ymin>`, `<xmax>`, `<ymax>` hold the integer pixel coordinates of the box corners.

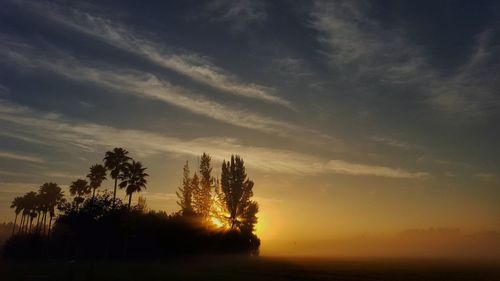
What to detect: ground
<box><xmin>1</xmin><ymin>256</ymin><xmax>499</xmax><ymax>281</ymax></box>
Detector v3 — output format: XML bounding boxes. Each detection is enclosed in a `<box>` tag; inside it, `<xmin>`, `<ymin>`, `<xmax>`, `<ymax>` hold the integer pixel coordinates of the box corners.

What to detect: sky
<box><xmin>0</xmin><ymin>0</ymin><xmax>499</xmax><ymax>254</ymax></box>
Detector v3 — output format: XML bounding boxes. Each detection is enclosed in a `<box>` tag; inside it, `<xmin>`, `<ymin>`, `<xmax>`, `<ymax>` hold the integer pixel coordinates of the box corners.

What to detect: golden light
<box><xmin>210</xmin><ymin>216</ymin><xmax>225</xmax><ymax>228</ymax></box>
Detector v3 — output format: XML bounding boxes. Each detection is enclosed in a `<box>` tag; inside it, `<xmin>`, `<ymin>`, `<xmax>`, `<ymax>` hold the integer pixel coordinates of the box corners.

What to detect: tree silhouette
<box><xmin>220</xmin><ymin>155</ymin><xmax>259</xmax><ymax>233</ymax></box>
<box><xmin>176</xmin><ymin>161</ymin><xmax>194</xmax><ymax>215</ymax></box>
<box><xmin>38</xmin><ymin>182</ymin><xmax>64</xmax><ymax>234</ymax></box>
<box><xmin>103</xmin><ymin>148</ymin><xmax>131</xmax><ymax>206</ymax></box>
<box><xmin>119</xmin><ymin>161</ymin><xmax>149</xmax><ymax>208</ymax></box>
<box><xmin>194</xmin><ymin>153</ymin><xmax>214</xmax><ymax>221</ymax></box>
<box><xmin>4</xmin><ymin>149</ymin><xmax>261</xmax><ymax>258</ymax></box>
<box><xmin>69</xmin><ymin>179</ymin><xmax>90</xmax><ymax>208</ymax></box>
<box><xmin>87</xmin><ymin>164</ymin><xmax>107</xmax><ymax>199</ymax></box>
<box><xmin>190</xmin><ymin>172</ymin><xmax>200</xmax><ymax>213</ymax></box>
<box><xmin>9</xmin><ymin>196</ymin><xmax>23</xmax><ymax>235</ymax></box>
<box><xmin>21</xmin><ymin>191</ymin><xmax>38</xmax><ymax>233</ymax></box>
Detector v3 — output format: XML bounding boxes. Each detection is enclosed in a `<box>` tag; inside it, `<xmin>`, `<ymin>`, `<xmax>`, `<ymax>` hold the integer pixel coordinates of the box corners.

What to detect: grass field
<box><xmin>1</xmin><ymin>256</ymin><xmax>499</xmax><ymax>281</ymax></box>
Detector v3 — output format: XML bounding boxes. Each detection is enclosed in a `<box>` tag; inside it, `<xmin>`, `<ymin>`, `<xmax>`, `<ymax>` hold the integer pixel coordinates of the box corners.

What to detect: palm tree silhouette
<box><xmin>10</xmin><ymin>196</ymin><xmax>23</xmax><ymax>235</ymax></box>
<box><xmin>87</xmin><ymin>164</ymin><xmax>107</xmax><ymax>199</ymax></box>
<box><xmin>119</xmin><ymin>161</ymin><xmax>149</xmax><ymax>208</ymax></box>
<box><xmin>39</xmin><ymin>182</ymin><xmax>64</xmax><ymax>233</ymax></box>
<box><xmin>22</xmin><ymin>191</ymin><xmax>38</xmax><ymax>233</ymax></box>
<box><xmin>104</xmin><ymin>148</ymin><xmax>131</xmax><ymax>207</ymax></box>
<box><xmin>69</xmin><ymin>179</ymin><xmax>90</xmax><ymax>208</ymax></box>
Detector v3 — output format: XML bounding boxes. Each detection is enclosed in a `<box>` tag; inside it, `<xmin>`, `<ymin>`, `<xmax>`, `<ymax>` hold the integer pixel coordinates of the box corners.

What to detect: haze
<box><xmin>0</xmin><ymin>0</ymin><xmax>499</xmax><ymax>259</ymax></box>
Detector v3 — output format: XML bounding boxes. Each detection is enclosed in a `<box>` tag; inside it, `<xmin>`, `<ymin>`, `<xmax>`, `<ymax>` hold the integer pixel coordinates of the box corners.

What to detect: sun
<box><xmin>210</xmin><ymin>216</ymin><xmax>225</xmax><ymax>228</ymax></box>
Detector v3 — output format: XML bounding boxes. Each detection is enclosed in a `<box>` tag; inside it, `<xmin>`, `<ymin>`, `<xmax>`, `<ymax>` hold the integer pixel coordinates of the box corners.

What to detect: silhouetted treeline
<box><xmin>3</xmin><ymin>193</ymin><xmax>259</xmax><ymax>259</ymax></box>
<box><xmin>4</xmin><ymin>148</ymin><xmax>260</xmax><ymax>259</ymax></box>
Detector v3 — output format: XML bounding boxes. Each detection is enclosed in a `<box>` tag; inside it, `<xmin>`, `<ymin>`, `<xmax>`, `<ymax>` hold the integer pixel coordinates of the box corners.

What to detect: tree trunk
<box><xmin>18</xmin><ymin>215</ymin><xmax>23</xmax><ymax>234</ymax></box>
<box><xmin>29</xmin><ymin>217</ymin><xmax>33</xmax><ymax>233</ymax></box>
<box><xmin>48</xmin><ymin>215</ymin><xmax>53</xmax><ymax>234</ymax></box>
<box><xmin>113</xmin><ymin>177</ymin><xmax>118</xmax><ymax>207</ymax></box>
<box><xmin>22</xmin><ymin>215</ymin><xmax>27</xmax><ymax>233</ymax></box>
<box><xmin>12</xmin><ymin>213</ymin><xmax>18</xmax><ymax>236</ymax></box>
<box><xmin>25</xmin><ymin>215</ymin><xmax>30</xmax><ymax>233</ymax></box>
<box><xmin>19</xmin><ymin>215</ymin><xmax>24</xmax><ymax>234</ymax></box>
<box><xmin>36</xmin><ymin>212</ymin><xmax>41</xmax><ymax>232</ymax></box>
<box><xmin>43</xmin><ymin>212</ymin><xmax>47</xmax><ymax>235</ymax></box>
<box><xmin>92</xmin><ymin>188</ymin><xmax>96</xmax><ymax>199</ymax></box>
<box><xmin>128</xmin><ymin>193</ymin><xmax>132</xmax><ymax>209</ymax></box>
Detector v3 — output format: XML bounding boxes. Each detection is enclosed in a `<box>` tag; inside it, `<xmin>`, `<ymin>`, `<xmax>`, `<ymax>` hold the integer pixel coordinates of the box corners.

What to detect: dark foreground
<box><xmin>1</xmin><ymin>256</ymin><xmax>499</xmax><ymax>281</ymax></box>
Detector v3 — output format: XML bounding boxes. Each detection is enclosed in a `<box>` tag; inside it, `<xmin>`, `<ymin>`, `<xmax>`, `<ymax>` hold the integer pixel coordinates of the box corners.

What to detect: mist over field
<box><xmin>1</xmin><ymin>0</ymin><xmax>500</xmax><ymax>280</ymax></box>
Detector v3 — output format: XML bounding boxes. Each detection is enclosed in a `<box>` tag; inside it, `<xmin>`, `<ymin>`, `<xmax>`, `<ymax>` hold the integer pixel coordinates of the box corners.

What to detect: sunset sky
<box><xmin>0</xmin><ymin>0</ymin><xmax>499</xmax><ymax>252</ymax></box>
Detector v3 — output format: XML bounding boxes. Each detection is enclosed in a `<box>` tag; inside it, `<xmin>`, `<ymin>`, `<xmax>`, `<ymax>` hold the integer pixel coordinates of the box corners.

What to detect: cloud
<box><xmin>326</xmin><ymin>160</ymin><xmax>428</xmax><ymax>179</ymax></box>
<box><xmin>15</xmin><ymin>0</ymin><xmax>290</xmax><ymax>108</ymax></box>
<box><xmin>207</xmin><ymin>0</ymin><xmax>267</xmax><ymax>31</ymax></box>
<box><xmin>0</xmin><ymin>151</ymin><xmax>45</xmax><ymax>163</ymax></box>
<box><xmin>311</xmin><ymin>0</ymin><xmax>428</xmax><ymax>83</ymax></box>
<box><xmin>475</xmin><ymin>173</ymin><xmax>497</xmax><ymax>182</ymax></box>
<box><xmin>0</xmin><ymin>45</ymin><xmax>324</xmax><ymax>141</ymax></box>
<box><xmin>310</xmin><ymin>0</ymin><xmax>500</xmax><ymax>116</ymax></box>
<box><xmin>0</xmin><ymin>83</ymin><xmax>9</xmax><ymax>96</ymax></box>
<box><xmin>0</xmin><ymin>100</ymin><xmax>428</xmax><ymax>179</ymax></box>
<box><xmin>369</xmin><ymin>136</ymin><xmax>422</xmax><ymax>151</ymax></box>
<box><xmin>268</xmin><ymin>57</ymin><xmax>313</xmax><ymax>79</ymax></box>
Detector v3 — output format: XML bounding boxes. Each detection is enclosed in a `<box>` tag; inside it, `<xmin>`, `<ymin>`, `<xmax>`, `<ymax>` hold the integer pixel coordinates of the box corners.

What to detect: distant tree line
<box><xmin>4</xmin><ymin>148</ymin><xmax>260</xmax><ymax>259</ymax></box>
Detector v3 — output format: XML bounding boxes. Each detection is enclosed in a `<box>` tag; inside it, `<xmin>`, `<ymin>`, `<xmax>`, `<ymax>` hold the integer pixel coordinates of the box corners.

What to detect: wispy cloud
<box><xmin>311</xmin><ymin>0</ymin><xmax>500</xmax><ymax>116</ymax></box>
<box><xmin>0</xmin><ymin>151</ymin><xmax>45</xmax><ymax>163</ymax></box>
<box><xmin>0</xmin><ymin>83</ymin><xmax>9</xmax><ymax>96</ymax></box>
<box><xmin>475</xmin><ymin>173</ymin><xmax>497</xmax><ymax>182</ymax></box>
<box><xmin>369</xmin><ymin>136</ymin><xmax>421</xmax><ymax>151</ymax></box>
<box><xmin>0</xmin><ymin>45</ymin><xmax>323</xmax><ymax>140</ymax></box>
<box><xmin>206</xmin><ymin>0</ymin><xmax>267</xmax><ymax>31</ymax></box>
<box><xmin>0</xmin><ymin>100</ymin><xmax>427</xmax><ymax>179</ymax></box>
<box><xmin>326</xmin><ymin>160</ymin><xmax>428</xmax><ymax>179</ymax></box>
<box><xmin>15</xmin><ymin>0</ymin><xmax>290</xmax><ymax>108</ymax></box>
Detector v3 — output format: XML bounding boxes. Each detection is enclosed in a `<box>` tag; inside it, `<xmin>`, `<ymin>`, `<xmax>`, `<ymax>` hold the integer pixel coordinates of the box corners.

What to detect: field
<box><xmin>1</xmin><ymin>256</ymin><xmax>499</xmax><ymax>281</ymax></box>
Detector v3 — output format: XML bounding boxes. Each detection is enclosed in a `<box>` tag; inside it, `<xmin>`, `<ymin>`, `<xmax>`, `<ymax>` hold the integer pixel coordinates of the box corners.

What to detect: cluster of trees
<box><xmin>176</xmin><ymin>153</ymin><xmax>259</xmax><ymax>234</ymax></box>
<box><xmin>5</xmin><ymin>149</ymin><xmax>261</xmax><ymax>259</ymax></box>
<box><xmin>9</xmin><ymin>183</ymin><xmax>64</xmax><ymax>236</ymax></box>
<box><xmin>9</xmin><ymin>148</ymin><xmax>148</xmax><ymax>235</ymax></box>
<box><xmin>70</xmin><ymin>147</ymin><xmax>148</xmax><ymax>209</ymax></box>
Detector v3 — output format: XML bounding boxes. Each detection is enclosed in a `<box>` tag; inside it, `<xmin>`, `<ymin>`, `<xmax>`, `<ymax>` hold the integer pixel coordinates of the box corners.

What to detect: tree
<box><xmin>220</xmin><ymin>155</ymin><xmax>259</xmax><ymax>233</ymax></box>
<box><xmin>10</xmin><ymin>196</ymin><xmax>23</xmax><ymax>235</ymax></box>
<box><xmin>194</xmin><ymin>153</ymin><xmax>214</xmax><ymax>220</ymax></box>
<box><xmin>69</xmin><ymin>179</ymin><xmax>90</xmax><ymax>208</ymax></box>
<box><xmin>190</xmin><ymin>172</ymin><xmax>200</xmax><ymax>213</ymax></box>
<box><xmin>103</xmin><ymin>148</ymin><xmax>131</xmax><ymax>206</ymax></box>
<box><xmin>87</xmin><ymin>164</ymin><xmax>107</xmax><ymax>199</ymax></box>
<box><xmin>22</xmin><ymin>191</ymin><xmax>38</xmax><ymax>233</ymax></box>
<box><xmin>39</xmin><ymin>182</ymin><xmax>65</xmax><ymax>234</ymax></box>
<box><xmin>176</xmin><ymin>161</ymin><xmax>194</xmax><ymax>215</ymax></box>
<box><xmin>119</xmin><ymin>161</ymin><xmax>149</xmax><ymax>208</ymax></box>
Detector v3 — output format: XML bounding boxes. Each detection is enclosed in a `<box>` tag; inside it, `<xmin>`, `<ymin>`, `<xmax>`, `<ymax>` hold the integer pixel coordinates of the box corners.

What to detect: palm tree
<box><xmin>119</xmin><ymin>161</ymin><xmax>149</xmax><ymax>208</ymax></box>
<box><xmin>22</xmin><ymin>191</ymin><xmax>38</xmax><ymax>233</ymax></box>
<box><xmin>87</xmin><ymin>164</ymin><xmax>107</xmax><ymax>199</ymax></box>
<box><xmin>10</xmin><ymin>196</ymin><xmax>23</xmax><ymax>235</ymax></box>
<box><xmin>69</xmin><ymin>179</ymin><xmax>90</xmax><ymax>208</ymax></box>
<box><xmin>39</xmin><ymin>182</ymin><xmax>64</xmax><ymax>234</ymax></box>
<box><xmin>35</xmin><ymin>194</ymin><xmax>46</xmax><ymax>233</ymax></box>
<box><xmin>103</xmin><ymin>148</ymin><xmax>131</xmax><ymax>206</ymax></box>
